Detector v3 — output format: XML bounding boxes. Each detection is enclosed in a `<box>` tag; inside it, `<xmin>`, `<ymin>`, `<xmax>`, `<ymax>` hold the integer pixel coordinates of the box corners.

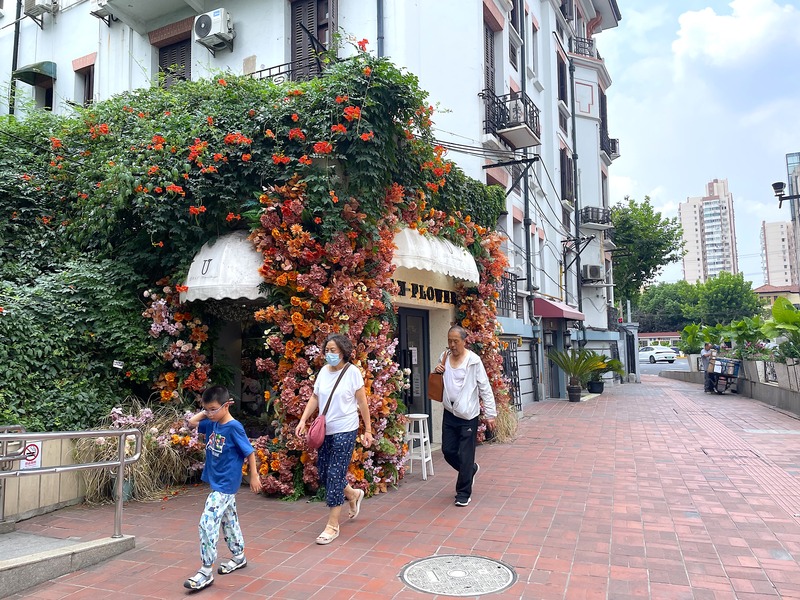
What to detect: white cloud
<box><xmin>672</xmin><ymin>0</ymin><xmax>800</xmax><ymax>71</ymax></box>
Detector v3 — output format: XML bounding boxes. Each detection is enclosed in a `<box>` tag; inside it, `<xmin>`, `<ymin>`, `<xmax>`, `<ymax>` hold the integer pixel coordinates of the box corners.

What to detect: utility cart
<box><xmin>707</xmin><ymin>356</ymin><xmax>741</xmax><ymax>394</ymax></box>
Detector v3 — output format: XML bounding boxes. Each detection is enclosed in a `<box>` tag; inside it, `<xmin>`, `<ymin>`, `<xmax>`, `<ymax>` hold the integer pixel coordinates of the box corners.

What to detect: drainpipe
<box><xmin>9</xmin><ymin>0</ymin><xmax>22</xmax><ymax>115</ymax></box>
<box><xmin>517</xmin><ymin>8</ymin><xmax>539</xmax><ymax>401</ymax></box>
<box><xmin>376</xmin><ymin>0</ymin><xmax>384</xmax><ymax>58</ymax></box>
<box><xmin>568</xmin><ymin>39</ymin><xmax>584</xmax><ymax>344</ymax></box>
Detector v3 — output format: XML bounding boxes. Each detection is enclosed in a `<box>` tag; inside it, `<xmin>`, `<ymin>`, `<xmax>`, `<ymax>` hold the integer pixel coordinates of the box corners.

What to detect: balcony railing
<box><xmin>600</xmin><ymin>130</ymin><xmax>620</xmax><ymax>159</ymax></box>
<box><xmin>573</xmin><ymin>37</ymin><xmax>595</xmax><ymax>58</ymax></box>
<box><xmin>603</xmin><ymin>228</ymin><xmax>617</xmax><ymax>248</ymax></box>
<box><xmin>580</xmin><ymin>206</ymin><xmax>613</xmax><ymax>230</ymax></box>
<box><xmin>481</xmin><ymin>89</ymin><xmax>541</xmax><ymax>149</ymax></box>
<box><xmin>250</xmin><ymin>56</ymin><xmax>325</xmax><ymax>84</ymax></box>
<box><xmin>497</xmin><ymin>271</ymin><xmax>520</xmax><ymax>318</ymax></box>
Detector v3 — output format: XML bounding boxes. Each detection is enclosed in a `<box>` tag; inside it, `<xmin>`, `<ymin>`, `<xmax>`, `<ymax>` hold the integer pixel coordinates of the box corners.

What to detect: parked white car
<box><xmin>638</xmin><ymin>346</ymin><xmax>677</xmax><ymax>363</ymax></box>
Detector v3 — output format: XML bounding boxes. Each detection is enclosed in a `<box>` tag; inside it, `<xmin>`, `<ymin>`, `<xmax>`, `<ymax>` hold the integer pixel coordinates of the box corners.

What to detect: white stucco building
<box><xmin>1</xmin><ymin>0</ymin><xmax>624</xmax><ymax>412</ymax></box>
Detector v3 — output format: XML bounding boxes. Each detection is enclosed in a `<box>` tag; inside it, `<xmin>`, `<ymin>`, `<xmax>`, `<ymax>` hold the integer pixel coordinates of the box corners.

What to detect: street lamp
<box><xmin>772</xmin><ymin>181</ymin><xmax>800</xmax><ymax>209</ymax></box>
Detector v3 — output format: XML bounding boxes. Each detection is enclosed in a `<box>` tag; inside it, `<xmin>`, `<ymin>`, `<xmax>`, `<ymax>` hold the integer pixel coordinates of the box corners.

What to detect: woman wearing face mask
<box><xmin>295</xmin><ymin>333</ymin><xmax>374</xmax><ymax>544</ymax></box>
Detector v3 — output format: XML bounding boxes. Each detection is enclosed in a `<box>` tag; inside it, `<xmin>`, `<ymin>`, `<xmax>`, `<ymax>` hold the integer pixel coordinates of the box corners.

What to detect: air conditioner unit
<box><xmin>581</xmin><ymin>264</ymin><xmax>604</xmax><ymax>282</ymax></box>
<box><xmin>194</xmin><ymin>8</ymin><xmax>235</xmax><ymax>50</ymax></box>
<box><xmin>24</xmin><ymin>0</ymin><xmax>57</xmax><ymax>17</ymax></box>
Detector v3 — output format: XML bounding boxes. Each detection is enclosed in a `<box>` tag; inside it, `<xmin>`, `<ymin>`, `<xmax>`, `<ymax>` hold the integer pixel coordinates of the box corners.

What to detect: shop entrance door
<box><xmin>397</xmin><ymin>309</ymin><xmax>431</xmax><ymax>436</ymax></box>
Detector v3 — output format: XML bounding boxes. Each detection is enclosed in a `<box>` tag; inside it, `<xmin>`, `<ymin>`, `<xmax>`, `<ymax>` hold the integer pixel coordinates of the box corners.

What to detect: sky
<box><xmin>598</xmin><ymin>0</ymin><xmax>800</xmax><ymax>287</ymax></box>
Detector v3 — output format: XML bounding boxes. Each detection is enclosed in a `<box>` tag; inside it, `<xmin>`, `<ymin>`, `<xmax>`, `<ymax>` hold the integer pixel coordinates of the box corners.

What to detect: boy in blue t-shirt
<box><xmin>183</xmin><ymin>385</ymin><xmax>261</xmax><ymax>591</ymax></box>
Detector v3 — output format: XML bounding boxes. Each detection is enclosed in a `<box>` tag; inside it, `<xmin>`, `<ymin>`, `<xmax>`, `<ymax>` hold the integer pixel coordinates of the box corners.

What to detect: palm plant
<box><xmin>548</xmin><ymin>348</ymin><xmax>606</xmax><ymax>387</ymax></box>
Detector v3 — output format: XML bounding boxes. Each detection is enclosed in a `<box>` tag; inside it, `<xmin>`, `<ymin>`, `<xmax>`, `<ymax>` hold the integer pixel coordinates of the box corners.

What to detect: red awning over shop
<box><xmin>533</xmin><ymin>298</ymin><xmax>584</xmax><ymax>321</ymax></box>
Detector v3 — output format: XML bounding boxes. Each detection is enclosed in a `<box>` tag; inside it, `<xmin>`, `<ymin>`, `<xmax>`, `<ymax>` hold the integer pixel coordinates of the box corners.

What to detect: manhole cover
<box><xmin>399</xmin><ymin>555</ymin><xmax>517</xmax><ymax>596</ymax></box>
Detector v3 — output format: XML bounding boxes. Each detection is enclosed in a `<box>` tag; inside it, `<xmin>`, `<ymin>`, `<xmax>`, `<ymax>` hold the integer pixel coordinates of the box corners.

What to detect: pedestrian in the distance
<box><xmin>434</xmin><ymin>325</ymin><xmax>496</xmax><ymax>507</ymax></box>
<box><xmin>183</xmin><ymin>385</ymin><xmax>262</xmax><ymax>591</ymax></box>
<box><xmin>701</xmin><ymin>342</ymin><xmax>717</xmax><ymax>393</ymax></box>
<box><xmin>295</xmin><ymin>333</ymin><xmax>374</xmax><ymax>544</ymax></box>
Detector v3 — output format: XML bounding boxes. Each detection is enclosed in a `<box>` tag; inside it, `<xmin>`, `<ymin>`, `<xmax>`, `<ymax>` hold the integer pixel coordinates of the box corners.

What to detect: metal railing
<box><xmin>480</xmin><ymin>88</ymin><xmax>541</xmax><ymax>141</ymax></box>
<box><xmin>573</xmin><ymin>37</ymin><xmax>595</xmax><ymax>58</ymax></box>
<box><xmin>497</xmin><ymin>271</ymin><xmax>519</xmax><ymax>318</ymax></box>
<box><xmin>600</xmin><ymin>130</ymin><xmax>620</xmax><ymax>158</ymax></box>
<box><xmin>249</xmin><ymin>55</ymin><xmax>325</xmax><ymax>84</ymax></box>
<box><xmin>0</xmin><ymin>428</ymin><xmax>142</xmax><ymax>538</ymax></box>
<box><xmin>580</xmin><ymin>206</ymin><xmax>612</xmax><ymax>226</ymax></box>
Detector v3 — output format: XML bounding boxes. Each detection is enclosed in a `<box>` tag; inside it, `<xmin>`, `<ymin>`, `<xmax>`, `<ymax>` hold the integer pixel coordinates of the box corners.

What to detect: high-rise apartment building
<box><xmin>761</xmin><ymin>221</ymin><xmax>797</xmax><ymax>287</ymax></box>
<box><xmin>679</xmin><ymin>178</ymin><xmax>739</xmax><ymax>283</ymax></box>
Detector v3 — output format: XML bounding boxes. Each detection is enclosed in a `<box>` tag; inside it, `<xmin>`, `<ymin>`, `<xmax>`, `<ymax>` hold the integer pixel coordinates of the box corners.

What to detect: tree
<box><xmin>687</xmin><ymin>271</ymin><xmax>763</xmax><ymax>325</ymax></box>
<box><xmin>634</xmin><ymin>281</ymin><xmax>696</xmax><ymax>332</ymax></box>
<box><xmin>611</xmin><ymin>196</ymin><xmax>684</xmax><ymax>302</ymax></box>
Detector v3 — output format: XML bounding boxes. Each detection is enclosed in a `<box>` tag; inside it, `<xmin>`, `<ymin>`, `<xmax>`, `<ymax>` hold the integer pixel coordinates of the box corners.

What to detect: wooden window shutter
<box><xmin>484</xmin><ymin>23</ymin><xmax>495</xmax><ymax>93</ymax></box>
<box><xmin>291</xmin><ymin>0</ymin><xmax>317</xmax><ymax>65</ymax></box>
<box><xmin>159</xmin><ymin>39</ymin><xmax>191</xmax><ymax>88</ymax></box>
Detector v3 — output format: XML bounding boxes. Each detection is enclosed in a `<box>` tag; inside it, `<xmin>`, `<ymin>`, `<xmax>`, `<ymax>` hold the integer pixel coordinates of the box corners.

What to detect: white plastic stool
<box><xmin>405</xmin><ymin>413</ymin><xmax>434</xmax><ymax>480</ymax></box>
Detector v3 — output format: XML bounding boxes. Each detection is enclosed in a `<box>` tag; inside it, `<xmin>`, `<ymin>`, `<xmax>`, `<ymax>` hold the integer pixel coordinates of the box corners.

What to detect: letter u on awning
<box><xmin>533</xmin><ymin>298</ymin><xmax>585</xmax><ymax>321</ymax></box>
<box><xmin>393</xmin><ymin>227</ymin><xmax>480</xmax><ymax>285</ymax></box>
<box><xmin>12</xmin><ymin>61</ymin><xmax>57</xmax><ymax>86</ymax></box>
<box><xmin>180</xmin><ymin>231</ymin><xmax>266</xmax><ymax>302</ymax></box>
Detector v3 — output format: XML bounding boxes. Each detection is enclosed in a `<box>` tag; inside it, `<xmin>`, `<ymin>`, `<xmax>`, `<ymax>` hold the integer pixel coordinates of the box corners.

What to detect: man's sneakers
<box><xmin>454</xmin><ymin>497</ymin><xmax>471</xmax><ymax>507</ymax></box>
<box><xmin>184</xmin><ymin>567</ymin><xmax>213</xmax><ymax>591</ymax></box>
<box><xmin>218</xmin><ymin>554</ymin><xmax>247</xmax><ymax>574</ymax></box>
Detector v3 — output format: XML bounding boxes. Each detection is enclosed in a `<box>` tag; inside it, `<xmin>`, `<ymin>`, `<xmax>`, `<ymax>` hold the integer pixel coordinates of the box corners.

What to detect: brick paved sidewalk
<box><xmin>8</xmin><ymin>375</ymin><xmax>800</xmax><ymax>599</ymax></box>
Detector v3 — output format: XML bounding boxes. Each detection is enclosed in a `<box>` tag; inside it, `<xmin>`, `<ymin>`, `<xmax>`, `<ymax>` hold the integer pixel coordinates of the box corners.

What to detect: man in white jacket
<box><xmin>434</xmin><ymin>325</ymin><xmax>496</xmax><ymax>506</ymax></box>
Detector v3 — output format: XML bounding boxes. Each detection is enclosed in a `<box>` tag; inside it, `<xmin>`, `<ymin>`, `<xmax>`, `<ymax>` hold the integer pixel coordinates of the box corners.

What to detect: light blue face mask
<box><xmin>325</xmin><ymin>352</ymin><xmax>341</xmax><ymax>367</ymax></box>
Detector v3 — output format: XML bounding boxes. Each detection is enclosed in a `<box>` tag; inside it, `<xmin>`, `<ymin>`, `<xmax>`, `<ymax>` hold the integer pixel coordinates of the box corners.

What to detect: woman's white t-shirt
<box><xmin>313</xmin><ymin>364</ymin><xmax>365</xmax><ymax>435</ymax></box>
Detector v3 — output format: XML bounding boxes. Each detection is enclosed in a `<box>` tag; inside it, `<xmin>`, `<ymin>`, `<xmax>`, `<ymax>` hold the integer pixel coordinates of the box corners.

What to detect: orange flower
<box><xmin>288</xmin><ymin>127</ymin><xmax>306</xmax><ymax>141</ymax></box>
<box><xmin>291</xmin><ymin>113</ymin><xmax>299</xmax><ymax>122</ymax></box>
<box><xmin>218</xmin><ymin>78</ymin><xmax>227</xmax><ymax>86</ymax></box>
<box><xmin>242</xmin><ymin>153</ymin><xmax>252</xmax><ymax>162</ymax></box>
<box><xmin>357</xmin><ymin>39</ymin><xmax>369</xmax><ymax>51</ymax></box>
<box><xmin>331</xmin><ymin>124</ymin><xmax>347</xmax><ymax>134</ymax></box>
<box><xmin>175</xmin><ymin>285</ymin><xmax>188</xmax><ymax>293</ymax></box>
<box><xmin>226</xmin><ymin>212</ymin><xmax>241</xmax><ymax>222</ymax></box>
<box><xmin>363</xmin><ymin>66</ymin><xmax>372</xmax><ymax>77</ymax></box>
<box><xmin>298</xmin><ymin>155</ymin><xmax>312</xmax><ymax>165</ymax></box>
<box><xmin>343</xmin><ymin>106</ymin><xmax>361</xmax><ymax>122</ymax></box>
<box><xmin>206</xmin><ymin>116</ymin><xmax>214</xmax><ymax>125</ymax></box>
<box><xmin>335</xmin><ymin>95</ymin><xmax>349</xmax><ymax>104</ymax></box>
<box><xmin>359</xmin><ymin>131</ymin><xmax>374</xmax><ymax>141</ymax></box>
<box><xmin>189</xmin><ymin>205</ymin><xmax>207</xmax><ymax>215</ymax></box>
<box><xmin>313</xmin><ymin>141</ymin><xmax>333</xmax><ymax>154</ymax></box>
<box><xmin>272</xmin><ymin>154</ymin><xmax>291</xmax><ymax>165</ymax></box>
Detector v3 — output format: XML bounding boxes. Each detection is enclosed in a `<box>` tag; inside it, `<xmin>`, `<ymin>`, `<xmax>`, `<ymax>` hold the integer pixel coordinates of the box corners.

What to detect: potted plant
<box><xmin>548</xmin><ymin>348</ymin><xmax>605</xmax><ymax>402</ymax></box>
<box><xmin>678</xmin><ymin>324</ymin><xmax>705</xmax><ymax>372</ymax></box>
<box><xmin>586</xmin><ymin>356</ymin><xmax>625</xmax><ymax>394</ymax></box>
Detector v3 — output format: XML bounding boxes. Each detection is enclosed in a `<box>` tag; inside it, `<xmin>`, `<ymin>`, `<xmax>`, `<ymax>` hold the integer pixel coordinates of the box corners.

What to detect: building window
<box><xmin>291</xmin><ymin>0</ymin><xmax>337</xmax><ymax>76</ymax></box>
<box><xmin>560</xmin><ymin>147</ymin><xmax>574</xmax><ymax>202</ymax></box>
<box><xmin>557</xmin><ymin>55</ymin><xmax>568</xmax><ymax>104</ymax></box>
<box><xmin>484</xmin><ymin>22</ymin><xmax>496</xmax><ymax>94</ymax></box>
<box><xmin>76</xmin><ymin>65</ymin><xmax>94</xmax><ymax>106</ymax></box>
<box><xmin>159</xmin><ymin>39</ymin><xmax>191</xmax><ymax>88</ymax></box>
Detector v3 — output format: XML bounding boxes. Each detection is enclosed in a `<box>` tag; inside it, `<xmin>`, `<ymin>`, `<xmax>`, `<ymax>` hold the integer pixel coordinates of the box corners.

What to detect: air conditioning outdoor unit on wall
<box><xmin>581</xmin><ymin>264</ymin><xmax>604</xmax><ymax>282</ymax></box>
<box><xmin>194</xmin><ymin>8</ymin><xmax>235</xmax><ymax>52</ymax></box>
<box><xmin>24</xmin><ymin>0</ymin><xmax>57</xmax><ymax>17</ymax></box>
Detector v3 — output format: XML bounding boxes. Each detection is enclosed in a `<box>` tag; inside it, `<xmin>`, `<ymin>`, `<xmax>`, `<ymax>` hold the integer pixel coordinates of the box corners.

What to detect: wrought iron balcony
<box><xmin>573</xmin><ymin>37</ymin><xmax>595</xmax><ymax>58</ymax></box>
<box><xmin>580</xmin><ymin>206</ymin><xmax>613</xmax><ymax>231</ymax></box>
<box><xmin>481</xmin><ymin>89</ymin><xmax>541</xmax><ymax>149</ymax></box>
<box><xmin>600</xmin><ymin>130</ymin><xmax>620</xmax><ymax>160</ymax></box>
<box><xmin>250</xmin><ymin>56</ymin><xmax>325</xmax><ymax>84</ymax></box>
<box><xmin>603</xmin><ymin>228</ymin><xmax>617</xmax><ymax>249</ymax></box>
<box><xmin>497</xmin><ymin>271</ymin><xmax>522</xmax><ymax>319</ymax></box>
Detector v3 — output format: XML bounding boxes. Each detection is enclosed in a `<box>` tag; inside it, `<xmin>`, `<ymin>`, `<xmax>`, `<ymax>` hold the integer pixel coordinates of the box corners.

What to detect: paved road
<box><xmin>639</xmin><ymin>357</ymin><xmax>690</xmax><ymax>376</ymax></box>
<box><xmin>9</xmin><ymin>374</ymin><xmax>800</xmax><ymax>599</ymax></box>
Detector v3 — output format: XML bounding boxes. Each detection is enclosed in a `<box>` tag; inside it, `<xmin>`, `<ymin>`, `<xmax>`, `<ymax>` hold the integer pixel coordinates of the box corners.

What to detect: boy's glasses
<box><xmin>204</xmin><ymin>401</ymin><xmax>232</xmax><ymax>416</ymax></box>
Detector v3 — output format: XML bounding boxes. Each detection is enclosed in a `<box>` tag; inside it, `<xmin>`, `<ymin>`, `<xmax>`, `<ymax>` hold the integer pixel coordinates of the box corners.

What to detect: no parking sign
<box><xmin>20</xmin><ymin>441</ymin><xmax>42</xmax><ymax>470</ymax></box>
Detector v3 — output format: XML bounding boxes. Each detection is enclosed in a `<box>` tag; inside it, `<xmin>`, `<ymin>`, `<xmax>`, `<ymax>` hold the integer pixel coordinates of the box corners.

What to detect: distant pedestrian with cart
<box><xmin>183</xmin><ymin>385</ymin><xmax>262</xmax><ymax>592</ymax></box>
<box><xmin>701</xmin><ymin>342</ymin><xmax>717</xmax><ymax>393</ymax></box>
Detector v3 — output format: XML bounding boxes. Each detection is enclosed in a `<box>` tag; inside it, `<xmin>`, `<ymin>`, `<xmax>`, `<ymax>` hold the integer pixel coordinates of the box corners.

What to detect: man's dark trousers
<box><xmin>441</xmin><ymin>410</ymin><xmax>479</xmax><ymax>502</ymax></box>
